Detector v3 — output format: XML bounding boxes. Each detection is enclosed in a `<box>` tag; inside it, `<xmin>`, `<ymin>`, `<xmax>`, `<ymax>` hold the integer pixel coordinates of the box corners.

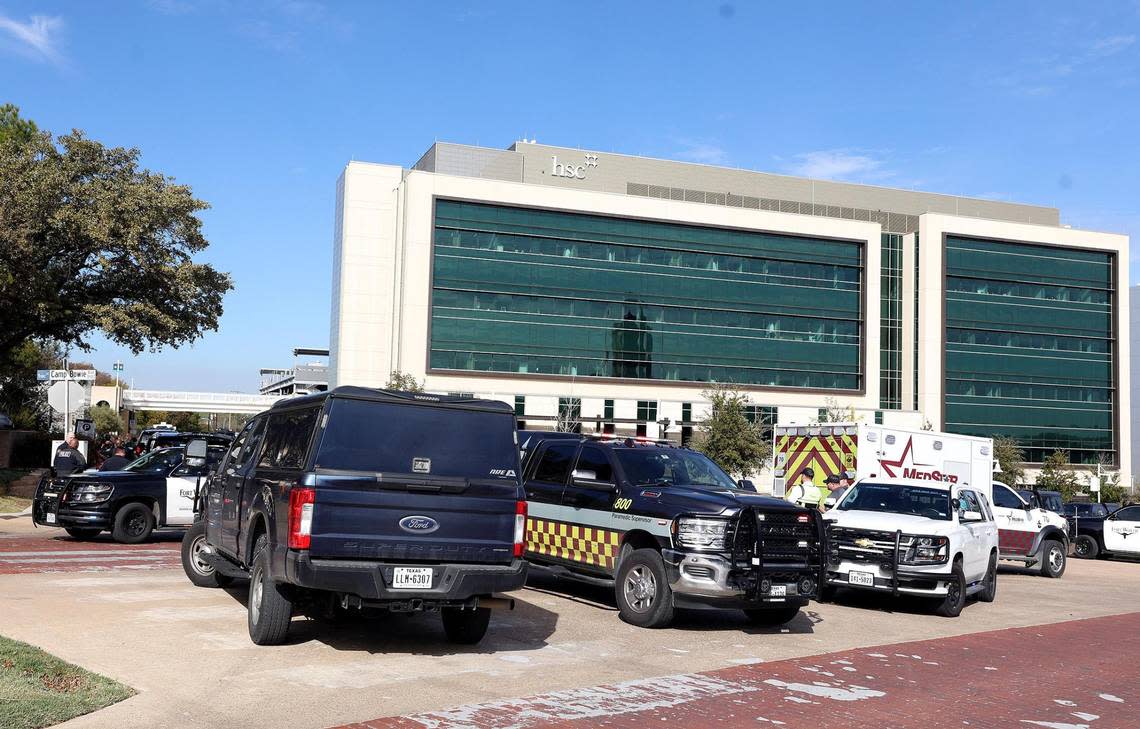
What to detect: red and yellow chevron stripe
<box><xmin>777</xmin><ymin>432</ymin><xmax>858</xmax><ymax>491</ymax></box>
<box><xmin>526</xmin><ymin>518</ymin><xmax>621</xmax><ymax>570</ymax></box>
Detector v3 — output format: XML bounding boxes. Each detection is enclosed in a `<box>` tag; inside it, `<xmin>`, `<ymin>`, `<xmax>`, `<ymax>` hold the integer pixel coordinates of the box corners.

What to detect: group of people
<box><xmin>51</xmin><ymin>433</ymin><xmax>133</xmax><ymax>476</ymax></box>
<box><xmin>785</xmin><ymin>467</ymin><xmax>850</xmax><ymax>511</ymax></box>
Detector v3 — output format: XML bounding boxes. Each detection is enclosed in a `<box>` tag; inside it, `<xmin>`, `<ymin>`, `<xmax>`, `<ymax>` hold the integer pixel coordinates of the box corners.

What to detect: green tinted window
<box><xmin>430</xmin><ymin>200</ymin><xmax>864</xmax><ymax>390</ymax></box>
<box><xmin>943</xmin><ymin>235</ymin><xmax>1115</xmax><ymax>464</ymax></box>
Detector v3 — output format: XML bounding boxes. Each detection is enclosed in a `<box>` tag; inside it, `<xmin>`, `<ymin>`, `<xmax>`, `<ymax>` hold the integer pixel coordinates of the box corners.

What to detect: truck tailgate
<box><xmin>308</xmin><ymin>474</ymin><xmax>519</xmax><ymax>564</ymax></box>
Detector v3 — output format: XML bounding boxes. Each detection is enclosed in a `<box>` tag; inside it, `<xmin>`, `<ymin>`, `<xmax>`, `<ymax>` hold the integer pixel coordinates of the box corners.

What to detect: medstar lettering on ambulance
<box><xmin>878</xmin><ymin>437</ymin><xmax>959</xmax><ymax>483</ymax></box>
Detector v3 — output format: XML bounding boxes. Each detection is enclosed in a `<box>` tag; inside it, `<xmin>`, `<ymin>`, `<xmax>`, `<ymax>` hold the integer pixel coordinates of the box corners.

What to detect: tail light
<box><xmin>288</xmin><ymin>488</ymin><xmax>315</xmax><ymax>550</ymax></box>
<box><xmin>513</xmin><ymin>500</ymin><xmax>527</xmax><ymax>557</ymax></box>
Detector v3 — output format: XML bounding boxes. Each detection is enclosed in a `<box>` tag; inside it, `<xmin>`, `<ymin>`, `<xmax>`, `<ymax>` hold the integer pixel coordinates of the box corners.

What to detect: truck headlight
<box><xmin>901</xmin><ymin>535</ymin><xmax>949</xmax><ymax>565</ymax></box>
<box><xmin>674</xmin><ymin>517</ymin><xmax>730</xmax><ymax>550</ymax></box>
<box><xmin>70</xmin><ymin>483</ymin><xmax>113</xmax><ymax>505</ymax></box>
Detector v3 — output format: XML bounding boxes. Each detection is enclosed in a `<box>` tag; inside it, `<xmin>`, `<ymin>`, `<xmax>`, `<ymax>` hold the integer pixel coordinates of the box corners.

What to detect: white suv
<box><xmin>989</xmin><ymin>481</ymin><xmax>1068</xmax><ymax>578</ymax></box>
<box><xmin>822</xmin><ymin>478</ymin><xmax>999</xmax><ymax>617</ymax></box>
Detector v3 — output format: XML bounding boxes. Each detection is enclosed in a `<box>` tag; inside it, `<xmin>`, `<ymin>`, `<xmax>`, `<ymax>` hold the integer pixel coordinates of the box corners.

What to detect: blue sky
<box><xmin>2</xmin><ymin>1</ymin><xmax>1138</xmax><ymax>392</ymax></box>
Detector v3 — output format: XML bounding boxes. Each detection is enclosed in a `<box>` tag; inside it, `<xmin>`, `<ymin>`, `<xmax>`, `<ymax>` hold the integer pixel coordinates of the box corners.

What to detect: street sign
<box><xmin>1090</xmin><ymin>477</ymin><xmax>1101</xmax><ymax>493</ymax></box>
<box><xmin>70</xmin><ymin>369</ymin><xmax>96</xmax><ymax>381</ymax></box>
<box><xmin>47</xmin><ymin>381</ymin><xmax>86</xmax><ymax>415</ymax></box>
<box><xmin>49</xmin><ymin>369</ymin><xmax>69</xmax><ymax>381</ymax></box>
<box><xmin>36</xmin><ymin>369</ymin><xmax>50</xmax><ymax>382</ymax></box>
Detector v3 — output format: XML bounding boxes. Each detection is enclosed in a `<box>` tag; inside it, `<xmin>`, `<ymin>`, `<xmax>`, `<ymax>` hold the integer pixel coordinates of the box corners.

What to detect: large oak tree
<box><xmin>0</xmin><ymin>104</ymin><xmax>232</xmax><ymax>363</ymax></box>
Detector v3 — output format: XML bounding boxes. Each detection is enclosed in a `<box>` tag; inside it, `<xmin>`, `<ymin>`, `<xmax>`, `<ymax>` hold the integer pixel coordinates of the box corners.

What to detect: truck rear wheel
<box><xmin>615</xmin><ymin>548</ymin><xmax>674</xmax><ymax>628</ymax></box>
<box><xmin>181</xmin><ymin>521</ymin><xmax>233</xmax><ymax>588</ymax></box>
<box><xmin>441</xmin><ymin>607</ymin><xmax>491</xmax><ymax>644</ymax></box>
<box><xmin>247</xmin><ymin>534</ymin><xmax>293</xmax><ymax>645</ymax></box>
<box><xmin>1073</xmin><ymin>535</ymin><xmax>1099</xmax><ymax>559</ymax></box>
<box><xmin>1039</xmin><ymin>539</ymin><xmax>1066</xmax><ymax>578</ymax></box>
<box><xmin>743</xmin><ymin>606</ymin><xmax>800</xmax><ymax>626</ymax></box>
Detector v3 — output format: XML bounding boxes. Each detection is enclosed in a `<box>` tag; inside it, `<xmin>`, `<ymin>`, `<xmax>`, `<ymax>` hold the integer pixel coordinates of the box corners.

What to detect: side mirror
<box><xmin>185</xmin><ymin>438</ymin><xmax>208</xmax><ymax>467</ymax></box>
<box><xmin>571</xmin><ymin>469</ymin><xmax>615</xmax><ymax>490</ymax></box>
<box><xmin>961</xmin><ymin>510</ymin><xmax>983</xmax><ymax>522</ymax></box>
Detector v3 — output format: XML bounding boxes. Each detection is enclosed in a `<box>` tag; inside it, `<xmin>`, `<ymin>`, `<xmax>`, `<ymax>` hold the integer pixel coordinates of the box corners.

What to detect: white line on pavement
<box><xmin>0</xmin><ymin>549</ymin><xmax>174</xmax><ymax>557</ymax></box>
<box><xmin>0</xmin><ymin>555</ymin><xmax>177</xmax><ymax>564</ymax></box>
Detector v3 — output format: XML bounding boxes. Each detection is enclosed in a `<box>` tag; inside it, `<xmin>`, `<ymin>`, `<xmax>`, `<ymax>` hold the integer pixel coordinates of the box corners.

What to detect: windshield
<box><xmin>314</xmin><ymin>398</ymin><xmax>520</xmax><ymax>479</ymax></box>
<box><xmin>837</xmin><ymin>482</ymin><xmax>952</xmax><ymax>520</ymax></box>
<box><xmin>125</xmin><ymin>448</ymin><xmax>183</xmax><ymax>474</ymax></box>
<box><xmin>614</xmin><ymin>449</ymin><xmax>739</xmax><ymax>490</ymax></box>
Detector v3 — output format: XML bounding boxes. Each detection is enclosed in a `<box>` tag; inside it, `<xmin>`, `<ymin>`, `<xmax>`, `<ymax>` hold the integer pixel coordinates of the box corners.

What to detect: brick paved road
<box><xmin>343</xmin><ymin>612</ymin><xmax>1139</xmax><ymax>729</ymax></box>
<box><xmin>0</xmin><ymin>529</ymin><xmax>181</xmax><ymax>574</ymax></box>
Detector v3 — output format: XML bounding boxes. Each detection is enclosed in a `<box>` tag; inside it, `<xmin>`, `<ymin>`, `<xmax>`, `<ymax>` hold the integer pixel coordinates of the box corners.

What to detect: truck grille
<box><xmin>828</xmin><ymin>526</ymin><xmax>914</xmax><ymax>564</ymax></box>
<box><xmin>755</xmin><ymin>510</ymin><xmax>819</xmax><ymax>564</ymax></box>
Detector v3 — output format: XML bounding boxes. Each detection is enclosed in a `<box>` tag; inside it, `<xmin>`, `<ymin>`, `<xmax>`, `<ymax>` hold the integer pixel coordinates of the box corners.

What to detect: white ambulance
<box><xmin>774</xmin><ymin>423</ymin><xmax>1068</xmax><ymax>578</ymax></box>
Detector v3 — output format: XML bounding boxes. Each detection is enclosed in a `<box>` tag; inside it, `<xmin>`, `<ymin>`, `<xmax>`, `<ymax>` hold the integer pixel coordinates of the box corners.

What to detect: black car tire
<box><xmin>1073</xmin><ymin>534</ymin><xmax>1099</xmax><ymax>560</ymax></box>
<box><xmin>247</xmin><ymin>534</ymin><xmax>293</xmax><ymax>645</ymax></box>
<box><xmin>978</xmin><ymin>552</ymin><xmax>997</xmax><ymax>603</ymax></box>
<box><xmin>743</xmin><ymin>606</ymin><xmax>801</xmax><ymax>626</ymax></box>
<box><xmin>111</xmin><ymin>502</ymin><xmax>154</xmax><ymax>544</ymax></box>
<box><xmin>1039</xmin><ymin>539</ymin><xmax>1066</xmax><ymax>578</ymax></box>
<box><xmin>64</xmin><ymin>527</ymin><xmax>101</xmax><ymax>540</ymax></box>
<box><xmin>181</xmin><ymin>521</ymin><xmax>233</xmax><ymax>588</ymax></box>
<box><xmin>441</xmin><ymin>607</ymin><xmax>492</xmax><ymax>644</ymax></box>
<box><xmin>615</xmin><ymin>548</ymin><xmax>675</xmax><ymax>629</ymax></box>
<box><xmin>935</xmin><ymin>559</ymin><xmax>966</xmax><ymax>618</ymax></box>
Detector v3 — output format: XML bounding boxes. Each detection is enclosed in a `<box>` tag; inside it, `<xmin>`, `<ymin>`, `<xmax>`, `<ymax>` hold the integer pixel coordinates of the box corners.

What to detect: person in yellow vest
<box><xmin>786</xmin><ymin>467</ymin><xmax>825</xmax><ymax>509</ymax></box>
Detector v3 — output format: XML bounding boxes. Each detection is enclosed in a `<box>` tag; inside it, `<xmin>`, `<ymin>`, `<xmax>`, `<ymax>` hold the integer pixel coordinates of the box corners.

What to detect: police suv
<box><xmin>823</xmin><ymin>477</ymin><xmax>999</xmax><ymax>617</ymax></box>
<box><xmin>520</xmin><ymin>435</ymin><xmax>824</xmax><ymax>629</ymax></box>
<box><xmin>33</xmin><ymin>445</ymin><xmax>228</xmax><ymax>543</ymax></box>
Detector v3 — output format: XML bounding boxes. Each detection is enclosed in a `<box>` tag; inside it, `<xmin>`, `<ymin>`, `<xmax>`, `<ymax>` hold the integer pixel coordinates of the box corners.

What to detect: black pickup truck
<box><xmin>181</xmin><ymin>387</ymin><xmax>528</xmax><ymax>646</ymax></box>
<box><xmin>520</xmin><ymin>435</ymin><xmax>824</xmax><ymax>628</ymax></box>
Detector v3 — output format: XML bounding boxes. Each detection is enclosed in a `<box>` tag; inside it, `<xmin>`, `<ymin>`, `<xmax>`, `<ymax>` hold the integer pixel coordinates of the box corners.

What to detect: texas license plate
<box><xmin>45</xmin><ymin>512</ymin><xmax>56</xmax><ymax>524</ymax></box>
<box><xmin>769</xmin><ymin>584</ymin><xmax>787</xmax><ymax>597</ymax></box>
<box><xmin>848</xmin><ymin>571</ymin><xmax>875</xmax><ymax>587</ymax></box>
<box><xmin>392</xmin><ymin>567</ymin><xmax>433</xmax><ymax>589</ymax></box>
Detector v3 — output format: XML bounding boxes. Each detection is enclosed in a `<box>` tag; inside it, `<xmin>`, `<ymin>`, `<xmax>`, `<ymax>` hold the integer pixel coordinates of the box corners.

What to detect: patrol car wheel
<box><xmin>978</xmin><ymin>552</ymin><xmax>997</xmax><ymax>603</ymax></box>
<box><xmin>1040</xmin><ymin>539</ymin><xmax>1066</xmax><ymax>578</ymax></box>
<box><xmin>934</xmin><ymin>559</ymin><xmax>965</xmax><ymax>618</ymax></box>
<box><xmin>1074</xmin><ymin>535</ymin><xmax>1099</xmax><ymax>559</ymax></box>
<box><xmin>112</xmin><ymin>502</ymin><xmax>154</xmax><ymax>544</ymax></box>
<box><xmin>64</xmin><ymin>528</ymin><xmax>101</xmax><ymax>540</ymax></box>
<box><xmin>247</xmin><ymin>534</ymin><xmax>293</xmax><ymax>645</ymax></box>
<box><xmin>743</xmin><ymin>606</ymin><xmax>800</xmax><ymax>626</ymax></box>
<box><xmin>441</xmin><ymin>607</ymin><xmax>491</xmax><ymax>644</ymax></box>
<box><xmin>181</xmin><ymin>521</ymin><xmax>233</xmax><ymax>588</ymax></box>
<box><xmin>615</xmin><ymin>548</ymin><xmax>674</xmax><ymax>628</ymax></box>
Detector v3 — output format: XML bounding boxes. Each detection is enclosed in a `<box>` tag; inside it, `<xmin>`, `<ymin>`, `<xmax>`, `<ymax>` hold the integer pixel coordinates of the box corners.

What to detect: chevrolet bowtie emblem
<box><xmin>854</xmin><ymin>538</ymin><xmax>875</xmax><ymax>548</ymax></box>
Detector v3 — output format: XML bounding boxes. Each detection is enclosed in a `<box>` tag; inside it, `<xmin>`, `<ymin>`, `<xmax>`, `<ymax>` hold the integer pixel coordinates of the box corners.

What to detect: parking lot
<box><xmin>1</xmin><ymin>515</ymin><xmax>1137</xmax><ymax>728</ymax></box>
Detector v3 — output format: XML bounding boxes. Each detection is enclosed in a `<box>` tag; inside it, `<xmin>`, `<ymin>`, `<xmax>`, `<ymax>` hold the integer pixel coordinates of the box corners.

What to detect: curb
<box><xmin>0</xmin><ymin>507</ymin><xmax>32</xmax><ymax>520</ymax></box>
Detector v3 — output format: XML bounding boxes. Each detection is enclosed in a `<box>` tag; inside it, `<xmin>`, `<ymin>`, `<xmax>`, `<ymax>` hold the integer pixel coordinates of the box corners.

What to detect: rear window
<box><xmin>259</xmin><ymin>407</ymin><xmax>320</xmax><ymax>470</ymax></box>
<box><xmin>314</xmin><ymin>398</ymin><xmax>519</xmax><ymax>479</ymax></box>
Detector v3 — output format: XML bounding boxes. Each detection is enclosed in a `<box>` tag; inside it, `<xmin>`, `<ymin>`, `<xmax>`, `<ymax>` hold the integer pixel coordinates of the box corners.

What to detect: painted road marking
<box><xmin>0</xmin><ymin>535</ymin><xmax>181</xmax><ymax>574</ymax></box>
<box><xmin>337</xmin><ymin>612</ymin><xmax>1140</xmax><ymax>729</ymax></box>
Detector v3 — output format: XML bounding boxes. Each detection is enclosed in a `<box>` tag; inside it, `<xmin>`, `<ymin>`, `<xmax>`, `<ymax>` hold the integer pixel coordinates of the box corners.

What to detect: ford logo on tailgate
<box><xmin>399</xmin><ymin>515</ymin><xmax>439</xmax><ymax>533</ymax></box>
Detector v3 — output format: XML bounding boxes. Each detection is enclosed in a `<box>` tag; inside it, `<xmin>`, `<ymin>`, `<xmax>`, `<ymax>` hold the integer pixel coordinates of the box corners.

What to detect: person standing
<box><xmin>786</xmin><ymin>467</ymin><xmax>823</xmax><ymax>509</ymax></box>
<box><xmin>98</xmin><ymin>446</ymin><xmax>130</xmax><ymax>472</ymax></box>
<box><xmin>53</xmin><ymin>433</ymin><xmax>88</xmax><ymax>476</ymax></box>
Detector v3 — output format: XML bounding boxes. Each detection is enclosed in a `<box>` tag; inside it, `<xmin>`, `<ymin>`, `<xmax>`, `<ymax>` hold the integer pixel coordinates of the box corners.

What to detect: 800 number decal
<box><xmin>613</xmin><ymin>497</ymin><xmax>633</xmax><ymax>511</ymax></box>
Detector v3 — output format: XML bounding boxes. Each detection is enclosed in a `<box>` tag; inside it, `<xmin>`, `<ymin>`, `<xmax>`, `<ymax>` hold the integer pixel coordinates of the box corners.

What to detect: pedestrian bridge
<box><xmin>122</xmin><ymin>389</ymin><xmax>286</xmax><ymax>414</ymax></box>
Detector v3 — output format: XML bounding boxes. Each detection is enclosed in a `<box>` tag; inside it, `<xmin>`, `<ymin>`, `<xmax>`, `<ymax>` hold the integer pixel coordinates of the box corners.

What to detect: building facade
<box><xmin>329</xmin><ymin>141</ymin><xmax>1129</xmax><ymax>479</ymax></box>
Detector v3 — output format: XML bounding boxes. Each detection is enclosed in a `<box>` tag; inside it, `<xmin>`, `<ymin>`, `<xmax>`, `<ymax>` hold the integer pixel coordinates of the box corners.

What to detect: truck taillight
<box><xmin>513</xmin><ymin>500</ymin><xmax>527</xmax><ymax>557</ymax></box>
<box><xmin>288</xmin><ymin>488</ymin><xmax>315</xmax><ymax>550</ymax></box>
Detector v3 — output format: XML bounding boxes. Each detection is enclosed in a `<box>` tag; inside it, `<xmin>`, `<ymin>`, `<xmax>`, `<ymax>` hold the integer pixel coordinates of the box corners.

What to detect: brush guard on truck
<box><xmin>726</xmin><ymin>508</ymin><xmax>826</xmax><ymax>601</ymax></box>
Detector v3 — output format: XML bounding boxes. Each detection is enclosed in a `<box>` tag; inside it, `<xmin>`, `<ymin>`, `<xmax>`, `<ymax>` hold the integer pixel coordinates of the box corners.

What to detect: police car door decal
<box><xmin>165</xmin><ymin>476</ymin><xmax>200</xmax><ymax>526</ymax></box>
